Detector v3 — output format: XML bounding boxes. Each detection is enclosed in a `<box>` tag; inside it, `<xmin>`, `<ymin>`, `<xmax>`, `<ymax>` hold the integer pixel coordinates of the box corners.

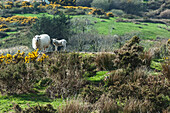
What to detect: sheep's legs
<box><xmin>63</xmin><ymin>45</ymin><xmax>66</xmax><ymax>51</ymax></box>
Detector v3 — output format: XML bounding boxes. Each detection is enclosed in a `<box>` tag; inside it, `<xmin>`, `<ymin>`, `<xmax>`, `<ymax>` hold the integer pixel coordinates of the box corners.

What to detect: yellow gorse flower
<box><xmin>0</xmin><ymin>49</ymin><xmax>49</xmax><ymax>64</ymax></box>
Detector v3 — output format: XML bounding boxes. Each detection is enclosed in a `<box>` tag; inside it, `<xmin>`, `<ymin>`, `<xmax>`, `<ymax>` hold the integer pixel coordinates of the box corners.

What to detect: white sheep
<box><xmin>32</xmin><ymin>34</ymin><xmax>52</xmax><ymax>52</ymax></box>
<box><xmin>52</xmin><ymin>39</ymin><xmax>67</xmax><ymax>51</ymax></box>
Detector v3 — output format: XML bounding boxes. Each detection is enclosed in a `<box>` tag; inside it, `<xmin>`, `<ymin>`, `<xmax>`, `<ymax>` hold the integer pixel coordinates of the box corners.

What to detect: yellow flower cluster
<box><xmin>21</xmin><ymin>5</ymin><xmax>33</xmax><ymax>8</ymax></box>
<box><xmin>62</xmin><ymin>5</ymin><xmax>93</xmax><ymax>10</ymax></box>
<box><xmin>12</xmin><ymin>50</ymin><xmax>25</xmax><ymax>63</ymax></box>
<box><xmin>168</xmin><ymin>39</ymin><xmax>170</xmax><ymax>44</ymax></box>
<box><xmin>5</xmin><ymin>1</ymin><xmax>13</xmax><ymax>6</ymax></box>
<box><xmin>106</xmin><ymin>12</ymin><xmax>114</xmax><ymax>17</ymax></box>
<box><xmin>4</xmin><ymin>5</ymin><xmax>12</xmax><ymax>9</ymax></box>
<box><xmin>0</xmin><ymin>53</ymin><xmax>12</xmax><ymax>64</ymax></box>
<box><xmin>0</xmin><ymin>16</ymin><xmax>37</xmax><ymax>25</ymax></box>
<box><xmin>54</xmin><ymin>0</ymin><xmax>76</xmax><ymax>6</ymax></box>
<box><xmin>25</xmin><ymin>49</ymin><xmax>39</xmax><ymax>63</ymax></box>
<box><xmin>21</xmin><ymin>1</ymin><xmax>31</xmax><ymax>6</ymax></box>
<box><xmin>0</xmin><ymin>28</ymin><xmax>10</xmax><ymax>32</ymax></box>
<box><xmin>0</xmin><ymin>49</ymin><xmax>49</xmax><ymax>65</ymax></box>
<box><xmin>88</xmin><ymin>8</ymin><xmax>105</xmax><ymax>15</ymax></box>
<box><xmin>37</xmin><ymin>53</ymin><xmax>49</xmax><ymax>62</ymax></box>
<box><xmin>0</xmin><ymin>24</ymin><xmax>10</xmax><ymax>32</ymax></box>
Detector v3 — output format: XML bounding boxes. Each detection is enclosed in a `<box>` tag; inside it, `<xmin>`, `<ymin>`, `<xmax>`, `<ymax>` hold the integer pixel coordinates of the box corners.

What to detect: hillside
<box><xmin>0</xmin><ymin>0</ymin><xmax>170</xmax><ymax>113</ymax></box>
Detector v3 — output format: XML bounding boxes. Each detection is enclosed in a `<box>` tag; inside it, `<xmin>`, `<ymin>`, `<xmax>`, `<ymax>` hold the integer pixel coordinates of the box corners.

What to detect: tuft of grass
<box><xmin>86</xmin><ymin>71</ymin><xmax>109</xmax><ymax>82</ymax></box>
<box><xmin>150</xmin><ymin>59</ymin><xmax>163</xmax><ymax>71</ymax></box>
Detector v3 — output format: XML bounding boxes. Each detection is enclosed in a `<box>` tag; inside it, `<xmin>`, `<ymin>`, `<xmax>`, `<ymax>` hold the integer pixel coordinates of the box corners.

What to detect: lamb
<box><xmin>52</xmin><ymin>39</ymin><xmax>67</xmax><ymax>51</ymax></box>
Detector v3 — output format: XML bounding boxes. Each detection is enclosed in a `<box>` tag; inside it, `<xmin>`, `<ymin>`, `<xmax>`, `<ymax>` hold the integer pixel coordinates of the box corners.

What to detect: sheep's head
<box><xmin>34</xmin><ymin>35</ymin><xmax>40</xmax><ymax>48</ymax></box>
<box><xmin>52</xmin><ymin>39</ymin><xmax>58</xmax><ymax>46</ymax></box>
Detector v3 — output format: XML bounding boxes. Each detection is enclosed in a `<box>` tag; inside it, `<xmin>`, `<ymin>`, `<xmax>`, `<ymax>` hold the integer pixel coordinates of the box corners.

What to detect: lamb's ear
<box><xmin>34</xmin><ymin>35</ymin><xmax>39</xmax><ymax>38</ymax></box>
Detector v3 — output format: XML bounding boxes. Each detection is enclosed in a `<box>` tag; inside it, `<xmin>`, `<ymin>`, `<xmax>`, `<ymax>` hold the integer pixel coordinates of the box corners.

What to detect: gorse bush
<box><xmin>161</xmin><ymin>60</ymin><xmax>170</xmax><ymax>80</ymax></box>
<box><xmin>113</xmin><ymin>36</ymin><xmax>144</xmax><ymax>71</ymax></box>
<box><xmin>48</xmin><ymin>0</ymin><xmax>76</xmax><ymax>6</ymax></box>
<box><xmin>95</xmin><ymin>53</ymin><xmax>116</xmax><ymax>71</ymax></box>
<box><xmin>46</xmin><ymin>52</ymin><xmax>90</xmax><ymax>99</ymax></box>
<box><xmin>0</xmin><ymin>62</ymin><xmax>45</xmax><ymax>95</ymax></box>
<box><xmin>29</xmin><ymin>13</ymin><xmax>72</xmax><ymax>40</ymax></box>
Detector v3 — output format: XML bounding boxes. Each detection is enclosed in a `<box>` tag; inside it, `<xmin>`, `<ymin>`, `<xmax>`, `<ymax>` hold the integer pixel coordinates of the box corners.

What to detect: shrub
<box><xmin>76</xmin><ymin>0</ymin><xmax>93</xmax><ymax>7</ymax></box>
<box><xmin>95</xmin><ymin>53</ymin><xmax>116</xmax><ymax>71</ymax></box>
<box><xmin>0</xmin><ymin>31</ymin><xmax>8</xmax><ymax>38</ymax></box>
<box><xmin>21</xmin><ymin>1</ymin><xmax>31</xmax><ymax>6</ymax></box>
<box><xmin>94</xmin><ymin>94</ymin><xmax>122</xmax><ymax>113</ymax></box>
<box><xmin>29</xmin><ymin>13</ymin><xmax>72</xmax><ymax>40</ymax></box>
<box><xmin>81</xmin><ymin>85</ymin><xmax>104</xmax><ymax>103</ymax></box>
<box><xmin>167</xmin><ymin>39</ymin><xmax>170</xmax><ymax>55</ymax></box>
<box><xmin>14</xmin><ymin>104</ymin><xmax>57</xmax><ymax>113</ymax></box>
<box><xmin>0</xmin><ymin>62</ymin><xmax>45</xmax><ymax>95</ymax></box>
<box><xmin>91</xmin><ymin>0</ymin><xmax>110</xmax><ymax>11</ymax></box>
<box><xmin>106</xmin><ymin>67</ymin><xmax>170</xmax><ymax>112</ymax></box>
<box><xmin>68</xmin><ymin>33</ymin><xmax>118</xmax><ymax>52</ymax></box>
<box><xmin>14</xmin><ymin>1</ymin><xmax>22</xmax><ymax>8</ymax></box>
<box><xmin>45</xmin><ymin>53</ymin><xmax>88</xmax><ymax>99</ymax></box>
<box><xmin>8</xmin><ymin>7</ymin><xmax>23</xmax><ymax>14</ymax></box>
<box><xmin>58</xmin><ymin>99</ymin><xmax>91</xmax><ymax>113</ymax></box>
<box><xmin>109</xmin><ymin>9</ymin><xmax>125</xmax><ymax>17</ymax></box>
<box><xmin>0</xmin><ymin>3</ymin><xmax>3</xmax><ymax>9</ymax></box>
<box><xmin>113</xmin><ymin>36</ymin><xmax>144</xmax><ymax>71</ymax></box>
<box><xmin>106</xmin><ymin>12</ymin><xmax>114</xmax><ymax>17</ymax></box>
<box><xmin>88</xmin><ymin>8</ymin><xmax>105</xmax><ymax>15</ymax></box>
<box><xmin>140</xmin><ymin>50</ymin><xmax>153</xmax><ymax>67</ymax></box>
<box><xmin>48</xmin><ymin>0</ymin><xmax>76</xmax><ymax>6</ymax></box>
<box><xmin>123</xmin><ymin>99</ymin><xmax>153</xmax><ymax>113</ymax></box>
<box><xmin>160</xmin><ymin>9</ymin><xmax>170</xmax><ymax>19</ymax></box>
<box><xmin>109</xmin><ymin>0</ymin><xmax>145</xmax><ymax>15</ymax></box>
<box><xmin>161</xmin><ymin>61</ymin><xmax>170</xmax><ymax>80</ymax></box>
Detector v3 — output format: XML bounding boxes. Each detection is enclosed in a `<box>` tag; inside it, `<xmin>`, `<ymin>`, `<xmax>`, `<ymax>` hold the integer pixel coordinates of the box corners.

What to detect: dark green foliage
<box><xmin>119</xmin><ymin>0</ymin><xmax>146</xmax><ymax>15</ymax></box>
<box><xmin>64</xmin><ymin>8</ymin><xmax>85</xmax><ymax>15</ymax></box>
<box><xmin>81</xmin><ymin>85</ymin><xmax>104</xmax><ymax>103</ymax></box>
<box><xmin>38</xmin><ymin>78</ymin><xmax>53</xmax><ymax>87</ymax></box>
<box><xmin>29</xmin><ymin>13</ymin><xmax>72</xmax><ymax>40</ymax></box>
<box><xmin>113</xmin><ymin>36</ymin><xmax>144</xmax><ymax>71</ymax></box>
<box><xmin>14</xmin><ymin>104</ymin><xmax>57</xmax><ymax>113</ymax></box>
<box><xmin>0</xmin><ymin>32</ymin><xmax>8</xmax><ymax>38</ymax></box>
<box><xmin>76</xmin><ymin>0</ymin><xmax>93</xmax><ymax>7</ymax></box>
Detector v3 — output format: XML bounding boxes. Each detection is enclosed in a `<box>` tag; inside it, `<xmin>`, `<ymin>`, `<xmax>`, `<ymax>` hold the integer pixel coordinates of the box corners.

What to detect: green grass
<box><xmin>86</xmin><ymin>71</ymin><xmax>109</xmax><ymax>82</ymax></box>
<box><xmin>0</xmin><ymin>92</ymin><xmax>63</xmax><ymax>112</ymax></box>
<box><xmin>14</xmin><ymin>13</ymin><xmax>53</xmax><ymax>17</ymax></box>
<box><xmin>150</xmin><ymin>59</ymin><xmax>164</xmax><ymax>71</ymax></box>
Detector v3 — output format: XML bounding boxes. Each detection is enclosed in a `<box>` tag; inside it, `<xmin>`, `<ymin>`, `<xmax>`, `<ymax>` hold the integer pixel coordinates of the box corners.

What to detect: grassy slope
<box><xmin>14</xmin><ymin>14</ymin><xmax>170</xmax><ymax>40</ymax></box>
<box><xmin>0</xmin><ymin>92</ymin><xmax>63</xmax><ymax>112</ymax></box>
